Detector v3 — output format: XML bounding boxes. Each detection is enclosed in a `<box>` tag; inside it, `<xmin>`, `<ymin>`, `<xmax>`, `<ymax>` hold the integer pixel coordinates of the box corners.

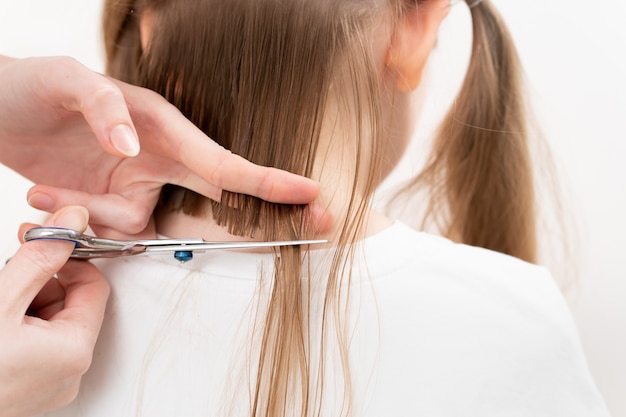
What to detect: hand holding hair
<box><xmin>0</xmin><ymin>55</ymin><xmax>320</xmax><ymax>237</ymax></box>
<box><xmin>0</xmin><ymin>206</ymin><xmax>110</xmax><ymax>417</ymax></box>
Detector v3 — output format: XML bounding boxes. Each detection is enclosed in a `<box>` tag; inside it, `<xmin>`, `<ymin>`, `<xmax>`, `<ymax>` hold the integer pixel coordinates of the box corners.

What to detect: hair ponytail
<box><xmin>399</xmin><ymin>0</ymin><xmax>537</xmax><ymax>262</ymax></box>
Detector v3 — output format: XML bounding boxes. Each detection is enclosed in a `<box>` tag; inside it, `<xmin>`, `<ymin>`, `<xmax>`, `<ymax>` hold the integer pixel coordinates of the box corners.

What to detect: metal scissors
<box><xmin>23</xmin><ymin>227</ymin><xmax>327</xmax><ymax>262</ymax></box>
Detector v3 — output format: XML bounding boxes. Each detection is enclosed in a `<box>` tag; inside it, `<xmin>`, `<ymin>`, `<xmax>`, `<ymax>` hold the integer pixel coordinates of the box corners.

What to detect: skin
<box><xmin>0</xmin><ymin>55</ymin><xmax>320</xmax><ymax>238</ymax></box>
<box><xmin>0</xmin><ymin>206</ymin><xmax>109</xmax><ymax>417</ymax></box>
<box><xmin>0</xmin><ymin>53</ymin><xmax>320</xmax><ymax>415</ymax></box>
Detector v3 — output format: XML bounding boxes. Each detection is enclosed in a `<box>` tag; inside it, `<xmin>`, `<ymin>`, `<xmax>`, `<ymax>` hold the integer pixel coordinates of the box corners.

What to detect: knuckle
<box><xmin>124</xmin><ymin>205</ymin><xmax>152</xmax><ymax>234</ymax></box>
<box><xmin>206</xmin><ymin>147</ymin><xmax>232</xmax><ymax>189</ymax></box>
<box><xmin>37</xmin><ymin>57</ymin><xmax>81</xmax><ymax>88</ymax></box>
<box><xmin>143</xmin><ymin>99</ymin><xmax>178</xmax><ymax>138</ymax></box>
<box><xmin>43</xmin><ymin>56</ymin><xmax>81</xmax><ymax>74</ymax></box>
<box><xmin>83</xmin><ymin>84</ymin><xmax>124</xmax><ymax>111</ymax></box>
<box><xmin>54</xmin><ymin>379</ymin><xmax>82</xmax><ymax>409</ymax></box>
<box><xmin>70</xmin><ymin>350</ymin><xmax>94</xmax><ymax>377</ymax></box>
<box><xmin>256</xmin><ymin>168</ymin><xmax>277</xmax><ymax>202</ymax></box>
<box><xmin>61</xmin><ymin>336</ymin><xmax>95</xmax><ymax>377</ymax></box>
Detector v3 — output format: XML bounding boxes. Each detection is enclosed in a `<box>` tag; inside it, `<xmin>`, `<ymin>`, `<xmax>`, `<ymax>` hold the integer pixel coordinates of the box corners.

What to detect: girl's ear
<box><xmin>386</xmin><ymin>0</ymin><xmax>450</xmax><ymax>92</ymax></box>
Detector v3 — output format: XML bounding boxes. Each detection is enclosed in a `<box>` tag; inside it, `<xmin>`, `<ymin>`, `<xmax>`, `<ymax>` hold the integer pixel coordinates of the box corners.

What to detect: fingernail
<box><xmin>50</xmin><ymin>206</ymin><xmax>89</xmax><ymax>232</ymax></box>
<box><xmin>28</xmin><ymin>192</ymin><xmax>55</xmax><ymax>210</ymax></box>
<box><xmin>110</xmin><ymin>124</ymin><xmax>140</xmax><ymax>157</ymax></box>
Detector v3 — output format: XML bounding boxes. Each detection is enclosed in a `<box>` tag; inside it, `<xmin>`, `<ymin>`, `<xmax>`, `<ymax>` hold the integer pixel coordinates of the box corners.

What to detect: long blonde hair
<box><xmin>394</xmin><ymin>1</ymin><xmax>538</xmax><ymax>263</ymax></box>
<box><xmin>103</xmin><ymin>0</ymin><xmax>537</xmax><ymax>415</ymax></box>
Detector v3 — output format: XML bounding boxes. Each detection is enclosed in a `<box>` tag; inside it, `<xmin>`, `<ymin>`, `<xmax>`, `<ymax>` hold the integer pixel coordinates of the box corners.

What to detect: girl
<box><xmin>41</xmin><ymin>0</ymin><xmax>609</xmax><ymax>416</ymax></box>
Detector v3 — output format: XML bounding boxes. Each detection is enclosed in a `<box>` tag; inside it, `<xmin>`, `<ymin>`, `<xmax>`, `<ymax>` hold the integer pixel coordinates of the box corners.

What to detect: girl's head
<box><xmin>104</xmin><ymin>0</ymin><xmax>451</xmax><ymax>242</ymax></box>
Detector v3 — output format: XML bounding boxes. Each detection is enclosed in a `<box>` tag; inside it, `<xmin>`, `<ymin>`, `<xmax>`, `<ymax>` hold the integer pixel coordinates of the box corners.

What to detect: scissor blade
<box><xmin>144</xmin><ymin>239</ymin><xmax>328</xmax><ymax>253</ymax></box>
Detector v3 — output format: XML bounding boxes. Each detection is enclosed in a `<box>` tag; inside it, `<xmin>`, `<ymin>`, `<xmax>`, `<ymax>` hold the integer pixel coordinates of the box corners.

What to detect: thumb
<box><xmin>47</xmin><ymin>205</ymin><xmax>90</xmax><ymax>232</ymax></box>
<box><xmin>48</xmin><ymin>59</ymin><xmax>140</xmax><ymax>158</ymax></box>
<box><xmin>76</xmin><ymin>79</ymin><xmax>140</xmax><ymax>158</ymax></box>
<box><xmin>0</xmin><ymin>207</ymin><xmax>89</xmax><ymax>317</ymax></box>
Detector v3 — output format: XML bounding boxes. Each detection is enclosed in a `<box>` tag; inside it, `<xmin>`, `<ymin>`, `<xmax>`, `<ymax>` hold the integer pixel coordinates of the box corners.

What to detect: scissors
<box><xmin>23</xmin><ymin>227</ymin><xmax>327</xmax><ymax>263</ymax></box>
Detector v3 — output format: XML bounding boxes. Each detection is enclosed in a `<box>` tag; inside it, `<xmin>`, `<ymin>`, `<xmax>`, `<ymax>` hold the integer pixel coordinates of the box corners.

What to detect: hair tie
<box><xmin>466</xmin><ymin>0</ymin><xmax>484</xmax><ymax>8</ymax></box>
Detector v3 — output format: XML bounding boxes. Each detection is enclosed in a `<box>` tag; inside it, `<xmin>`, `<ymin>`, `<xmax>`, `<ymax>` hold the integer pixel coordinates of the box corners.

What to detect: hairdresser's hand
<box><xmin>0</xmin><ymin>55</ymin><xmax>320</xmax><ymax>237</ymax></box>
<box><xmin>0</xmin><ymin>206</ymin><xmax>109</xmax><ymax>417</ymax></box>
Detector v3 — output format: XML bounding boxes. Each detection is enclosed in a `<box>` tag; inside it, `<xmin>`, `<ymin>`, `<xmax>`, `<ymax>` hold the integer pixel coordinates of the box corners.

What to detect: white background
<box><xmin>0</xmin><ymin>1</ymin><xmax>624</xmax><ymax>415</ymax></box>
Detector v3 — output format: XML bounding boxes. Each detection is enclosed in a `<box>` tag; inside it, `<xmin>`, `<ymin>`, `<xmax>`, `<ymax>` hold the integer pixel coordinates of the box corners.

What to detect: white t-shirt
<box><xmin>41</xmin><ymin>222</ymin><xmax>610</xmax><ymax>416</ymax></box>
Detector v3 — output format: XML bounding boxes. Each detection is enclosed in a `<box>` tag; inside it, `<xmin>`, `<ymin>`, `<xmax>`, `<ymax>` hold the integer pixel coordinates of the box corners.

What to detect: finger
<box><xmin>107</xmin><ymin>152</ymin><xmax>222</xmax><ymax>202</ymax></box>
<box><xmin>28</xmin><ymin>160</ymin><xmax>224</xmax><ymax>236</ymax></box>
<box><xmin>52</xmin><ymin>260</ymin><xmax>110</xmax><ymax>349</ymax></box>
<box><xmin>180</xmin><ymin>145</ymin><xmax>321</xmax><ymax>204</ymax></box>
<box><xmin>27</xmin><ymin>277</ymin><xmax>65</xmax><ymax>320</ymax></box>
<box><xmin>45</xmin><ymin>58</ymin><xmax>140</xmax><ymax>158</ymax></box>
<box><xmin>114</xmin><ymin>80</ymin><xmax>320</xmax><ymax>203</ymax></box>
<box><xmin>18</xmin><ymin>222</ymin><xmax>67</xmax><ymax>319</ymax></box>
<box><xmin>29</xmin><ymin>185</ymin><xmax>165</xmax><ymax>238</ymax></box>
<box><xmin>28</xmin><ymin>186</ymin><xmax>153</xmax><ymax>236</ymax></box>
<box><xmin>171</xmin><ymin>122</ymin><xmax>321</xmax><ymax>203</ymax></box>
<box><xmin>18</xmin><ymin>222</ymin><xmax>42</xmax><ymax>243</ymax></box>
<box><xmin>0</xmin><ymin>206</ymin><xmax>89</xmax><ymax>316</ymax></box>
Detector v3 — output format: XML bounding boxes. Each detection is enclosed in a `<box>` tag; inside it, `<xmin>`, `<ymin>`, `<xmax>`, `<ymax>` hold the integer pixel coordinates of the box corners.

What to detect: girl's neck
<box><xmin>155</xmin><ymin>84</ymin><xmax>415</xmax><ymax>244</ymax></box>
<box><xmin>154</xmin><ymin>195</ymin><xmax>393</xmax><ymax>244</ymax></box>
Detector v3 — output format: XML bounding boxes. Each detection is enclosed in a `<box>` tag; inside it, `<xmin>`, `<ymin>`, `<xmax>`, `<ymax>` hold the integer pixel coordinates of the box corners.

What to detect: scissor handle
<box><xmin>24</xmin><ymin>227</ymin><xmax>121</xmax><ymax>249</ymax></box>
<box><xmin>23</xmin><ymin>227</ymin><xmax>150</xmax><ymax>258</ymax></box>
